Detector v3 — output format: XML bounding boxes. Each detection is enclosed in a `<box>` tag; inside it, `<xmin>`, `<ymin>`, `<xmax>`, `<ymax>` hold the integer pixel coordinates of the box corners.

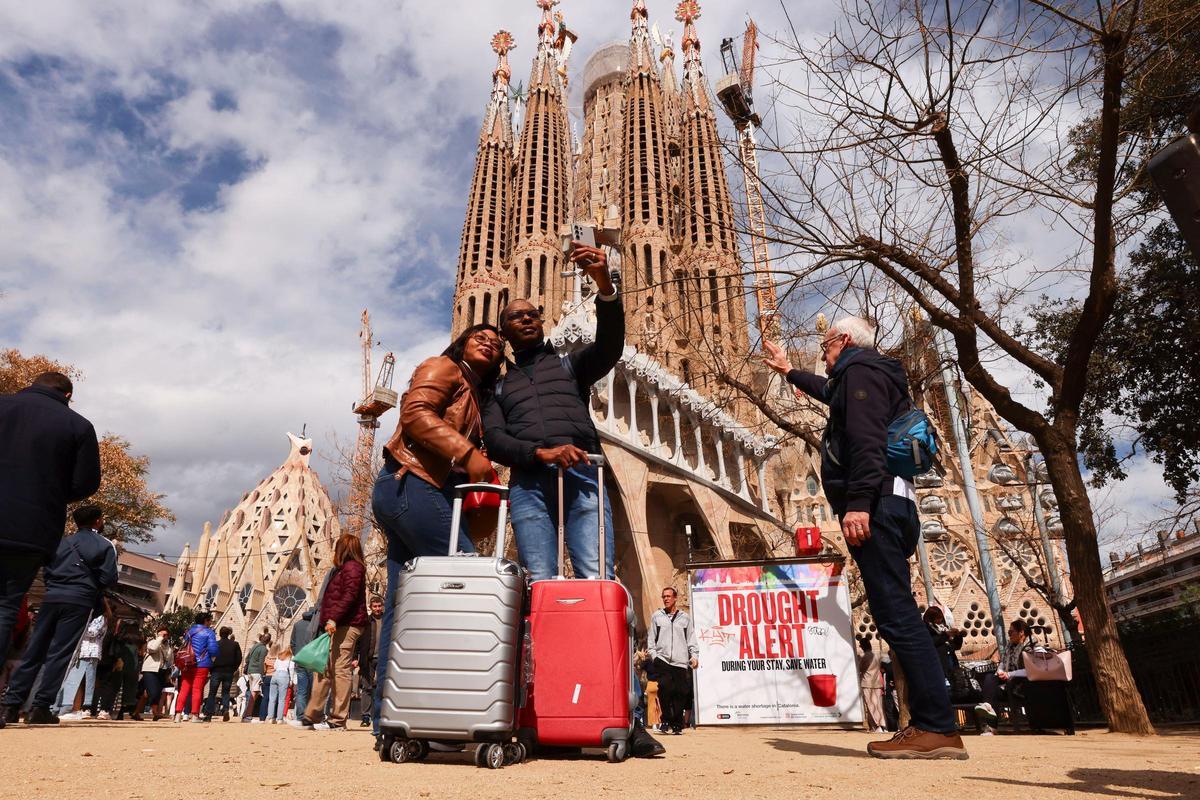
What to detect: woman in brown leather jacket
<box><xmin>368</xmin><ymin>323</ymin><xmax>503</xmax><ymax>739</ymax></box>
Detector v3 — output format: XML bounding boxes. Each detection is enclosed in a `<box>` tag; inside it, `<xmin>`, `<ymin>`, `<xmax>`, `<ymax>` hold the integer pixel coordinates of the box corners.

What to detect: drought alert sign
<box><xmin>689</xmin><ymin>560</ymin><xmax>862</xmax><ymax>725</ymax></box>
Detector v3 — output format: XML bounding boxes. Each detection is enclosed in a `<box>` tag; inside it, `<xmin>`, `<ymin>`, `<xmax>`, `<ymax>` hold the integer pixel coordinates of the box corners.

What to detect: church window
<box><xmin>273</xmin><ymin>584</ymin><xmax>306</xmax><ymax>620</ymax></box>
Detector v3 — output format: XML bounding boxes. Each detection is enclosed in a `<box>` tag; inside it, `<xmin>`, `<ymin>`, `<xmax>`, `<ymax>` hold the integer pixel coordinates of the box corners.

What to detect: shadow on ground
<box><xmin>969</xmin><ymin>769</ymin><xmax>1197</xmax><ymax>799</ymax></box>
<box><xmin>765</xmin><ymin>737</ymin><xmax>868</xmax><ymax>759</ymax></box>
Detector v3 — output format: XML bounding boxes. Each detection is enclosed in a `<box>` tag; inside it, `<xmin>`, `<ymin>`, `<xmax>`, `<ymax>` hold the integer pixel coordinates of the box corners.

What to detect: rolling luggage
<box><xmin>517</xmin><ymin>454</ymin><xmax>637</xmax><ymax>763</ymax></box>
<box><xmin>378</xmin><ymin>482</ymin><xmax>528</xmax><ymax>769</ymax></box>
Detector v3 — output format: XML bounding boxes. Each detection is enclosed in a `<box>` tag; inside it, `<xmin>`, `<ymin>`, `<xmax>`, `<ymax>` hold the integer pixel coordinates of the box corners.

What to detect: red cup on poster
<box><xmin>808</xmin><ymin>674</ymin><xmax>837</xmax><ymax>707</ymax></box>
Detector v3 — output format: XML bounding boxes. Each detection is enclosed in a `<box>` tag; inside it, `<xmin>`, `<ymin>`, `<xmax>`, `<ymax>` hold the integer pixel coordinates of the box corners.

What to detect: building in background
<box><xmin>1106</xmin><ymin>526</ymin><xmax>1200</xmax><ymax>622</ymax></box>
<box><xmin>114</xmin><ymin>551</ymin><xmax>175</xmax><ymax>614</ymax></box>
<box><xmin>440</xmin><ymin>1</ymin><xmax>1073</xmax><ymax>649</ymax></box>
<box><xmin>165</xmin><ymin>433</ymin><xmax>339</xmax><ymax>646</ymax></box>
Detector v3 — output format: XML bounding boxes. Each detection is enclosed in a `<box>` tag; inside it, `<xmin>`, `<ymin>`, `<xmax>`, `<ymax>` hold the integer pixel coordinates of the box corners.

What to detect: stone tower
<box><xmin>618</xmin><ymin>0</ymin><xmax>674</xmax><ymax>356</ymax></box>
<box><xmin>673</xmin><ymin>1</ymin><xmax>750</xmax><ymax>387</ymax></box>
<box><xmin>452</xmin><ymin>31</ymin><xmax>517</xmax><ymax>337</ymax></box>
<box><xmin>510</xmin><ymin>0</ymin><xmax>574</xmax><ymax>327</ymax></box>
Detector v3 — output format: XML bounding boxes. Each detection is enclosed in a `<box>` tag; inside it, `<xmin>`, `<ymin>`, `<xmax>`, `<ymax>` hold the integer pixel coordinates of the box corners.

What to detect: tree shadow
<box><xmin>968</xmin><ymin>769</ymin><xmax>1194</xmax><ymax>799</ymax></box>
<box><xmin>765</xmin><ymin>737</ymin><xmax>868</xmax><ymax>759</ymax></box>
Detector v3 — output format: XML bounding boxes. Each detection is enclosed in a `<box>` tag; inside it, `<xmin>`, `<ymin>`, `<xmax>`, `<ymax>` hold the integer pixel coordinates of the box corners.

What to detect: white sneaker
<box><xmin>287</xmin><ymin>718</ymin><xmax>310</xmax><ymax>728</ymax></box>
<box><xmin>173</xmin><ymin>713</ymin><xmax>182</xmax><ymax>723</ymax></box>
<box><xmin>250</xmin><ymin>718</ymin><xmax>262</xmax><ymax>724</ymax></box>
<box><xmin>312</xmin><ymin>722</ymin><xmax>341</xmax><ymax>731</ymax></box>
<box><xmin>96</xmin><ymin>711</ymin><xmax>111</xmax><ymax>721</ymax></box>
<box><xmin>60</xmin><ymin>711</ymin><xmax>86</xmax><ymax>721</ymax></box>
<box><xmin>980</xmin><ymin>726</ymin><xmax>995</xmax><ymax>736</ymax></box>
<box><xmin>181</xmin><ymin>714</ymin><xmax>190</xmax><ymax>722</ymax></box>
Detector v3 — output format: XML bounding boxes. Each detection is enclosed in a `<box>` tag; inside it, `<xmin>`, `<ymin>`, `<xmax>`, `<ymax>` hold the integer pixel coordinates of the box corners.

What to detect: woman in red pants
<box><xmin>173</xmin><ymin>612</ymin><xmax>219</xmax><ymax>722</ymax></box>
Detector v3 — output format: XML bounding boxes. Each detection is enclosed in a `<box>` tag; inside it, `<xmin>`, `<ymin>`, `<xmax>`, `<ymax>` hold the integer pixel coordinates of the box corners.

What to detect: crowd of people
<box><xmin>3</xmin><ymin>241</ymin><xmax>1036</xmax><ymax>761</ymax></box>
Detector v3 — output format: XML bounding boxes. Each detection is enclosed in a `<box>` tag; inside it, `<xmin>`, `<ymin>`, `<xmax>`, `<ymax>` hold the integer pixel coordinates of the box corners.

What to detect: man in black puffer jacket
<box><xmin>0</xmin><ymin>371</ymin><xmax>101</xmax><ymax>718</ymax></box>
<box><xmin>764</xmin><ymin>318</ymin><xmax>966</xmax><ymax>761</ymax></box>
<box><xmin>484</xmin><ymin>242</ymin><xmax>623</xmax><ymax>581</ymax></box>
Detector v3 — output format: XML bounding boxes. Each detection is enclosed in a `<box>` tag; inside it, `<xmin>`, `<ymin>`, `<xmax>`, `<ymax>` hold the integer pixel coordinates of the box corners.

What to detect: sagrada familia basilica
<box><xmin>168</xmin><ymin>0</ymin><xmax>1074</xmax><ymax>659</ymax></box>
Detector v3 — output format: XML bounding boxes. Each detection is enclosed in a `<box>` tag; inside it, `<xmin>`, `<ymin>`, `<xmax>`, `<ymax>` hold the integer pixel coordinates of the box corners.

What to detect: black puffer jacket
<box><xmin>483</xmin><ymin>295</ymin><xmax>625</xmax><ymax>469</ymax></box>
<box><xmin>787</xmin><ymin>347</ymin><xmax>911</xmax><ymax>515</ymax></box>
<box><xmin>0</xmin><ymin>385</ymin><xmax>102</xmax><ymax>556</ymax></box>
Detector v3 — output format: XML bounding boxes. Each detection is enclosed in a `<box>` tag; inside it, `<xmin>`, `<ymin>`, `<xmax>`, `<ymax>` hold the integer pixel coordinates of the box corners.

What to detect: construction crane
<box><xmin>716</xmin><ymin>20</ymin><xmax>779</xmax><ymax>345</ymax></box>
<box><xmin>349</xmin><ymin>310</ymin><xmax>397</xmax><ymax>540</ymax></box>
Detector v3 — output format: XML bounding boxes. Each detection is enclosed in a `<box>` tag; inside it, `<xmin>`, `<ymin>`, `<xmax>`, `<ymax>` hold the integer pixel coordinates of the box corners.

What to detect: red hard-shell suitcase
<box><xmin>517</xmin><ymin>454</ymin><xmax>636</xmax><ymax>763</ymax></box>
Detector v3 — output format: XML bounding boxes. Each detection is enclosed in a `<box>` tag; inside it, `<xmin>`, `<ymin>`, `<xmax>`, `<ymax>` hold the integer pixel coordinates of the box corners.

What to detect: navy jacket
<box><xmin>483</xmin><ymin>294</ymin><xmax>624</xmax><ymax>469</ymax></box>
<box><xmin>0</xmin><ymin>385</ymin><xmax>102</xmax><ymax>556</ymax></box>
<box><xmin>41</xmin><ymin>527</ymin><xmax>118</xmax><ymax>610</ymax></box>
<box><xmin>787</xmin><ymin>347</ymin><xmax>911</xmax><ymax>515</ymax></box>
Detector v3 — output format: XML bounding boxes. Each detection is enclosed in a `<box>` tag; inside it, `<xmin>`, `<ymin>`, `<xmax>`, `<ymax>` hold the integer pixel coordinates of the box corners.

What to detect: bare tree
<box><xmin>720</xmin><ymin>0</ymin><xmax>1200</xmax><ymax>733</ymax></box>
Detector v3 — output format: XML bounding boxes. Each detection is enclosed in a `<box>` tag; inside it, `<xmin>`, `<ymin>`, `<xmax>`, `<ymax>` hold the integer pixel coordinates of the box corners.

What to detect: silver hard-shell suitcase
<box><xmin>378</xmin><ymin>482</ymin><xmax>527</xmax><ymax>769</ymax></box>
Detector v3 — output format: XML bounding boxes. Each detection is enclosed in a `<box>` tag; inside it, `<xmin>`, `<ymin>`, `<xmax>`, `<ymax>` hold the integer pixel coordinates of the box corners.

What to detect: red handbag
<box><xmin>464</xmin><ymin>465</ymin><xmax>504</xmax><ymax>512</ymax></box>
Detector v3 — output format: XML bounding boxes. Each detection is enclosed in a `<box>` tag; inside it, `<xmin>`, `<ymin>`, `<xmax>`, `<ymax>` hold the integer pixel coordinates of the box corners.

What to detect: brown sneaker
<box><xmin>867</xmin><ymin>726</ymin><xmax>969</xmax><ymax>760</ymax></box>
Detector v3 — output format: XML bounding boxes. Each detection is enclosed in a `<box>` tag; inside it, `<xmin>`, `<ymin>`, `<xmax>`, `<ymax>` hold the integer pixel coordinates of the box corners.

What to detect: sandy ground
<box><xmin>0</xmin><ymin>721</ymin><xmax>1196</xmax><ymax>800</ymax></box>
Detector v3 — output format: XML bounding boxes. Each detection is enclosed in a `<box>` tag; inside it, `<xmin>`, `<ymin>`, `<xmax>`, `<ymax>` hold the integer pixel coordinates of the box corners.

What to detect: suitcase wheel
<box><xmin>606</xmin><ymin>741</ymin><xmax>627</xmax><ymax>763</ymax></box>
<box><xmin>378</xmin><ymin>736</ymin><xmax>395</xmax><ymax>763</ymax></box>
<box><xmin>388</xmin><ymin>737</ymin><xmax>423</xmax><ymax>764</ymax></box>
<box><xmin>503</xmin><ymin>742</ymin><xmax>526</xmax><ymax>765</ymax></box>
<box><xmin>477</xmin><ymin>743</ymin><xmax>506</xmax><ymax>769</ymax></box>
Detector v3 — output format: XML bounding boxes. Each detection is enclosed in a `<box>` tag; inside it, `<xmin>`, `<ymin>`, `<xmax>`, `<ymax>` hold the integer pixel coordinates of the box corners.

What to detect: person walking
<box><xmin>297</xmin><ymin>534</ymin><xmax>368</xmax><ymax>731</ymax></box>
<box><xmin>139</xmin><ymin>626</ymin><xmax>173</xmax><ymax>720</ymax></box>
<box><xmin>1</xmin><ymin>505</ymin><xmax>116</xmax><ymax>726</ymax></box>
<box><xmin>0</xmin><ymin>372</ymin><xmax>102</xmax><ymax>715</ymax></box>
<box><xmin>255</xmin><ymin>648</ymin><xmax>277</xmax><ymax>723</ymax></box>
<box><xmin>354</xmin><ymin>596</ymin><xmax>384</xmax><ymax>728</ymax></box>
<box><xmin>241</xmin><ymin>632</ymin><xmax>269</xmax><ymax>721</ymax></box>
<box><xmin>265</xmin><ymin>648</ymin><xmax>294</xmax><ymax>724</ymax></box>
<box><xmin>858</xmin><ymin>638</ymin><xmax>887</xmax><ymax>733</ymax></box>
<box><xmin>173</xmin><ymin>612</ymin><xmax>218</xmax><ymax>722</ymax></box>
<box><xmin>290</xmin><ymin>609</ymin><xmax>318</xmax><ymax>719</ymax></box>
<box><xmin>764</xmin><ymin>321</ymin><xmax>967</xmax><ymax>760</ymax></box>
<box><xmin>369</xmin><ymin>322</ymin><xmax>505</xmax><ymax>741</ymax></box>
<box><xmin>56</xmin><ymin>607</ymin><xmax>108</xmax><ymax>719</ymax></box>
<box><xmin>482</xmin><ymin>243</ymin><xmax>623</xmax><ymax>583</ymax></box>
<box><xmin>203</xmin><ymin>627</ymin><xmax>241</xmax><ymax>721</ymax></box>
<box><xmin>647</xmin><ymin>587</ymin><xmax>698</xmax><ymax>736</ymax></box>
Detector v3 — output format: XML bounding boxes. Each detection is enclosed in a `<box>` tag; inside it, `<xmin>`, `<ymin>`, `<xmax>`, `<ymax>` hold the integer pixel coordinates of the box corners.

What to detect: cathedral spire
<box><xmin>674</xmin><ymin>0</ymin><xmax>749</xmax><ymax>381</ymax></box>
<box><xmin>451</xmin><ymin>31</ymin><xmax>517</xmax><ymax>335</ymax></box>
<box><xmin>510</xmin><ymin>0</ymin><xmax>573</xmax><ymax>324</ymax></box>
<box><xmin>620</xmin><ymin>0</ymin><xmax>674</xmax><ymax>356</ymax></box>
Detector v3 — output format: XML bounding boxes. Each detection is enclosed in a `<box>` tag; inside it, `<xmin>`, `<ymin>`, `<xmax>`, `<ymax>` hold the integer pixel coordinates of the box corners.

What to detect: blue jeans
<box><xmin>57</xmin><ymin>657</ymin><xmax>98</xmax><ymax>714</ymax></box>
<box><xmin>294</xmin><ymin>667</ymin><xmax>312</xmax><ymax>720</ymax></box>
<box><xmin>203</xmin><ymin>671</ymin><xmax>234</xmax><ymax>717</ymax></box>
<box><xmin>258</xmin><ymin>676</ymin><xmax>273</xmax><ymax>720</ymax></box>
<box><xmin>848</xmin><ymin>493</ymin><xmax>955</xmax><ymax>734</ymax></box>
<box><xmin>510</xmin><ymin>463</ymin><xmax>614</xmax><ymax>582</ymax></box>
<box><xmin>266</xmin><ymin>674</ymin><xmax>290</xmax><ymax>721</ymax></box>
<box><xmin>370</xmin><ymin>464</ymin><xmax>475</xmax><ymax>735</ymax></box>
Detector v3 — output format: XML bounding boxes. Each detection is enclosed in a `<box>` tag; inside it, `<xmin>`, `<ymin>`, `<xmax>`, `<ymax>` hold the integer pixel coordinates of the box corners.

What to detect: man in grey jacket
<box><xmin>648</xmin><ymin>587</ymin><xmax>698</xmax><ymax>735</ymax></box>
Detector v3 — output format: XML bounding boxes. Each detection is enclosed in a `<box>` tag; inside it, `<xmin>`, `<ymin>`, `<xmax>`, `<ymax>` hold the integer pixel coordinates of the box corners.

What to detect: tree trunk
<box><xmin>1039</xmin><ymin>432</ymin><xmax>1155</xmax><ymax>735</ymax></box>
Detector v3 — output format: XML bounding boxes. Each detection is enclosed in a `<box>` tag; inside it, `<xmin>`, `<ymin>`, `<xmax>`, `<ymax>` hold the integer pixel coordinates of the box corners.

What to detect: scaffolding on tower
<box><xmin>716</xmin><ymin>20</ymin><xmax>780</xmax><ymax>346</ymax></box>
<box><xmin>349</xmin><ymin>310</ymin><xmax>397</xmax><ymax>542</ymax></box>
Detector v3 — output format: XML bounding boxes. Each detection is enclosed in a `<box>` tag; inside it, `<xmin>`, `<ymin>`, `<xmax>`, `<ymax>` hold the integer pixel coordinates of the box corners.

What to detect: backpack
<box><xmin>886</xmin><ymin>408</ymin><xmax>939</xmax><ymax>478</ymax></box>
<box><xmin>174</xmin><ymin>629</ymin><xmax>197</xmax><ymax>671</ymax></box>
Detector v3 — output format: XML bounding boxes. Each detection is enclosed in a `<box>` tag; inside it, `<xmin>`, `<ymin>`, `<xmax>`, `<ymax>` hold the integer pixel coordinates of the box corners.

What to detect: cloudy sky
<box><xmin>1</xmin><ymin>0</ymin><xmax>1173</xmax><ymax>559</ymax></box>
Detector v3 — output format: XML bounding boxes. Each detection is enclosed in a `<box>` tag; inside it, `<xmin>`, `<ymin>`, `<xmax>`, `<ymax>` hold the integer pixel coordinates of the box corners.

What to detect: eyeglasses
<box><xmin>470</xmin><ymin>332</ymin><xmax>502</xmax><ymax>347</ymax></box>
<box><xmin>820</xmin><ymin>334</ymin><xmax>846</xmax><ymax>353</ymax></box>
<box><xmin>506</xmin><ymin>310</ymin><xmax>541</xmax><ymax>323</ymax></box>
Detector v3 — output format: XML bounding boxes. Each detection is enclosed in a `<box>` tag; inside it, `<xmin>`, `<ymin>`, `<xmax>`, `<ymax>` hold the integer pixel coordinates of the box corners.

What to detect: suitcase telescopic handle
<box><xmin>449</xmin><ymin>483</ymin><xmax>511</xmax><ymax>559</ymax></box>
<box><xmin>555</xmin><ymin>453</ymin><xmax>607</xmax><ymax>580</ymax></box>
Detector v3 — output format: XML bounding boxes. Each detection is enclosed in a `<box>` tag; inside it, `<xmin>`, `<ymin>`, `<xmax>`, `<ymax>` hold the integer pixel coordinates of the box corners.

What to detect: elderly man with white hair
<box><xmin>764</xmin><ymin>318</ymin><xmax>967</xmax><ymax>760</ymax></box>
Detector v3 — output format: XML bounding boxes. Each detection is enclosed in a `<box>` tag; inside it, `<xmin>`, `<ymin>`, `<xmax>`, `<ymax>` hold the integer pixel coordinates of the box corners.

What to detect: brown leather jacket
<box><xmin>383</xmin><ymin>356</ymin><xmax>483</xmax><ymax>489</ymax></box>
